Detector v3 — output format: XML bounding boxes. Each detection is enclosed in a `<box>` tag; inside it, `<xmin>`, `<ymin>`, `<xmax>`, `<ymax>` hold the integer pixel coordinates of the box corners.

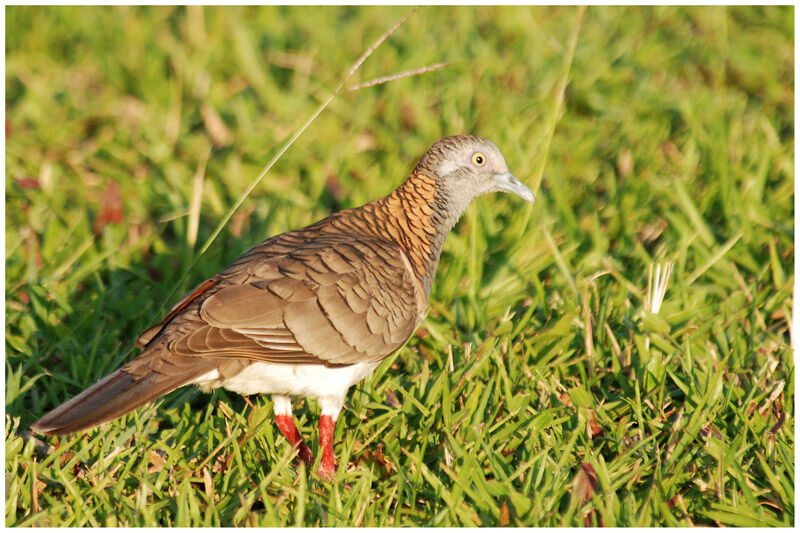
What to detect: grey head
<box><xmin>414</xmin><ymin>135</ymin><xmax>535</xmax><ymax>229</ymax></box>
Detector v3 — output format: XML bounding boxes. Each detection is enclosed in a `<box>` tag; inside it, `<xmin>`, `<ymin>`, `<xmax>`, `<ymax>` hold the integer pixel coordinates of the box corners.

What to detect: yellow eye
<box><xmin>472</xmin><ymin>152</ymin><xmax>487</xmax><ymax>167</ymax></box>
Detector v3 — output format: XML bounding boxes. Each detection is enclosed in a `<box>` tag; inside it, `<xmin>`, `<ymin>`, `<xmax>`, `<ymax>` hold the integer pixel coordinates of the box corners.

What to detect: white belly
<box><xmin>192</xmin><ymin>360</ymin><xmax>381</xmax><ymax>401</ymax></box>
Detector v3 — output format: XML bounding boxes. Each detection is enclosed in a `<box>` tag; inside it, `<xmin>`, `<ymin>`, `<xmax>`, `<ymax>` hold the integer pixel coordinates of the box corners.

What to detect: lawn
<box><xmin>5</xmin><ymin>5</ymin><xmax>794</xmax><ymax>526</ymax></box>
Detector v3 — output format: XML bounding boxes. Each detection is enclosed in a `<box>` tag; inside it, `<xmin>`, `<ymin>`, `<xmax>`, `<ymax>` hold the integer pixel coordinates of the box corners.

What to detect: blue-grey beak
<box><xmin>494</xmin><ymin>172</ymin><xmax>535</xmax><ymax>202</ymax></box>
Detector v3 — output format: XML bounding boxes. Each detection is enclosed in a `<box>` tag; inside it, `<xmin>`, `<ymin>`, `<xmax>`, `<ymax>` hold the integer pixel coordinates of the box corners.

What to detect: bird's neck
<box><xmin>362</xmin><ymin>172</ymin><xmax>456</xmax><ymax>297</ymax></box>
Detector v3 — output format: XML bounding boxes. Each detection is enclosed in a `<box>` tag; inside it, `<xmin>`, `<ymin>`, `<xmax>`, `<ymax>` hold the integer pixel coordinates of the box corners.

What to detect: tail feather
<box><xmin>31</xmin><ymin>364</ymin><xmax>210</xmax><ymax>436</ymax></box>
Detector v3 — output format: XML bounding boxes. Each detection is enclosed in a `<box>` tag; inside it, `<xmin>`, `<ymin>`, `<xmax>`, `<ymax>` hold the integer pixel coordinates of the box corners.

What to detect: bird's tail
<box><xmin>30</xmin><ymin>360</ymin><xmax>214</xmax><ymax>436</ymax></box>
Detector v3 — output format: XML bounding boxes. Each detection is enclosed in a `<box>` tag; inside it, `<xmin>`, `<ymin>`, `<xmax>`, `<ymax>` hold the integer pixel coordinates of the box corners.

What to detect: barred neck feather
<box><xmin>327</xmin><ymin>171</ymin><xmax>454</xmax><ymax>298</ymax></box>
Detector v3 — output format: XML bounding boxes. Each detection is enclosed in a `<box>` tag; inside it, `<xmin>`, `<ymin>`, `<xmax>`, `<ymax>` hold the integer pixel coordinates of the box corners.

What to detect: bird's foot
<box><xmin>296</xmin><ymin>441</ymin><xmax>314</xmax><ymax>464</ymax></box>
<box><xmin>316</xmin><ymin>457</ymin><xmax>336</xmax><ymax>480</ymax></box>
<box><xmin>317</xmin><ymin>414</ymin><xmax>337</xmax><ymax>480</ymax></box>
<box><xmin>275</xmin><ymin>414</ymin><xmax>313</xmax><ymax>465</ymax></box>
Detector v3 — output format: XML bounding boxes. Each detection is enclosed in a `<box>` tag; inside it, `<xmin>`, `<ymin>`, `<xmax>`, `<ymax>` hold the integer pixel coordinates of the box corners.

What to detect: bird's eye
<box><xmin>472</xmin><ymin>152</ymin><xmax>487</xmax><ymax>167</ymax></box>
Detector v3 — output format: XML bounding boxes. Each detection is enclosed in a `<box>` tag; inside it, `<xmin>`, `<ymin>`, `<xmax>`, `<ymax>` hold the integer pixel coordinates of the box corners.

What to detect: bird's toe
<box><xmin>316</xmin><ymin>460</ymin><xmax>336</xmax><ymax>481</ymax></box>
<box><xmin>297</xmin><ymin>442</ymin><xmax>314</xmax><ymax>464</ymax></box>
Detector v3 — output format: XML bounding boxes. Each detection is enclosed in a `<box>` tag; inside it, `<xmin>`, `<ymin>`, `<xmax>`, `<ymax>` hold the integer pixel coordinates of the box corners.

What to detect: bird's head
<box><xmin>412</xmin><ymin>135</ymin><xmax>534</xmax><ymax>229</ymax></box>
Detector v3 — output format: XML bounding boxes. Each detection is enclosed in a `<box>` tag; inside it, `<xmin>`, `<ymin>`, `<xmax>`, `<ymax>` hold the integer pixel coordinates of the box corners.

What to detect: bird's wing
<box><xmin>135</xmin><ymin>279</ymin><xmax>218</xmax><ymax>348</ymax></box>
<box><xmin>135</xmin><ymin>227</ymin><xmax>325</xmax><ymax>349</ymax></box>
<box><xmin>153</xmin><ymin>235</ymin><xmax>426</xmax><ymax>366</ymax></box>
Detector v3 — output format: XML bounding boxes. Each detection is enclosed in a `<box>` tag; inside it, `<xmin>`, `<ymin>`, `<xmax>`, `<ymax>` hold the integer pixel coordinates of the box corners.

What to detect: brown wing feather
<box><xmin>134</xmin><ymin>225</ymin><xmax>325</xmax><ymax>348</ymax></box>
<box><xmin>136</xmin><ymin>279</ymin><xmax>218</xmax><ymax>347</ymax></box>
<box><xmin>160</xmin><ymin>237</ymin><xmax>423</xmax><ymax>366</ymax></box>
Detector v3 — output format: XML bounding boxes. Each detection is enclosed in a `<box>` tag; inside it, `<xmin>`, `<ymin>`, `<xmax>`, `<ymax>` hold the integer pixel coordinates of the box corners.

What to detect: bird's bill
<box><xmin>493</xmin><ymin>172</ymin><xmax>535</xmax><ymax>202</ymax></box>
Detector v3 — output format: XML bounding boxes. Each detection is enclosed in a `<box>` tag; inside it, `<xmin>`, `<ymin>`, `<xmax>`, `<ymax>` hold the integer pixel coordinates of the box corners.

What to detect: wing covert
<box><xmin>164</xmin><ymin>237</ymin><xmax>425</xmax><ymax>366</ymax></box>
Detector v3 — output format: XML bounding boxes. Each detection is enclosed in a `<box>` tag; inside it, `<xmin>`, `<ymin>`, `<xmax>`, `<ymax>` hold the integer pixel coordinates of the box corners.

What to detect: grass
<box><xmin>5</xmin><ymin>5</ymin><xmax>794</xmax><ymax>527</ymax></box>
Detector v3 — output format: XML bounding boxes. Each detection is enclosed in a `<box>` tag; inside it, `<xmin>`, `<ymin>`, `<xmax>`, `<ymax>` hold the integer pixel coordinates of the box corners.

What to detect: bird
<box><xmin>31</xmin><ymin>134</ymin><xmax>534</xmax><ymax>479</ymax></box>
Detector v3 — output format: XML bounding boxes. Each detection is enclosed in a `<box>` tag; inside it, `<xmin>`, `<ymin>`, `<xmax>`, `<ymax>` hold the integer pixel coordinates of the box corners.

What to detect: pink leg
<box><xmin>275</xmin><ymin>414</ymin><xmax>314</xmax><ymax>464</ymax></box>
<box><xmin>317</xmin><ymin>414</ymin><xmax>337</xmax><ymax>480</ymax></box>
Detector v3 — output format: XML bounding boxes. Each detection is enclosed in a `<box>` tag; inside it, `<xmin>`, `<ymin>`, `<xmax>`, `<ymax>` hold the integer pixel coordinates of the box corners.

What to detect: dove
<box><xmin>31</xmin><ymin>135</ymin><xmax>535</xmax><ymax>479</ymax></box>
